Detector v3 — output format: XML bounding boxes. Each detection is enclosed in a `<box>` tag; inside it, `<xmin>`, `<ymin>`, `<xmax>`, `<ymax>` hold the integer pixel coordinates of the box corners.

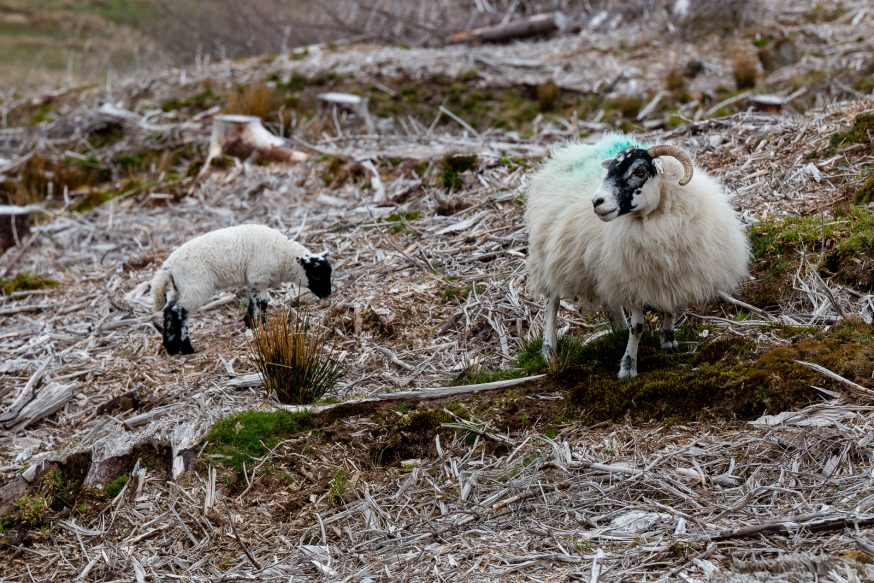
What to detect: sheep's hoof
<box><xmin>660</xmin><ymin>339</ymin><xmax>679</xmax><ymax>352</ymax></box>
<box><xmin>618</xmin><ymin>355</ymin><xmax>637</xmax><ymax>379</ymax></box>
<box><xmin>659</xmin><ymin>330</ymin><xmax>679</xmax><ymax>352</ymax></box>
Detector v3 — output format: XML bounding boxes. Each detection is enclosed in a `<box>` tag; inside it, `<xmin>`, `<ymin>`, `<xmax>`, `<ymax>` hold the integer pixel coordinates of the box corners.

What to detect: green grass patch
<box><xmin>202</xmin><ymin>409</ymin><xmax>313</xmax><ymax>475</ymax></box>
<box><xmin>328</xmin><ymin>468</ymin><xmax>349</xmax><ymax>503</ymax></box>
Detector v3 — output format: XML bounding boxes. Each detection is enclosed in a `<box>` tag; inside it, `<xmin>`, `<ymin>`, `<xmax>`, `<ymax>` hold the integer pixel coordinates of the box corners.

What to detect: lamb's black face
<box><xmin>592</xmin><ymin>147</ymin><xmax>662</xmax><ymax>222</ymax></box>
<box><xmin>299</xmin><ymin>254</ymin><xmax>332</xmax><ymax>299</ymax></box>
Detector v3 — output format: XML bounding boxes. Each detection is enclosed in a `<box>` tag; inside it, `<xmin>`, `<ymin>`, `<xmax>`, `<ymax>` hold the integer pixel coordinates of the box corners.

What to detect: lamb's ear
<box><xmin>653</xmin><ymin>158</ymin><xmax>665</xmax><ymax>175</ymax></box>
<box><xmin>319</xmin><ymin>250</ymin><xmax>330</xmax><ymax>260</ymax></box>
<box><xmin>601</xmin><ymin>158</ymin><xmax>613</xmax><ymax>169</ymax></box>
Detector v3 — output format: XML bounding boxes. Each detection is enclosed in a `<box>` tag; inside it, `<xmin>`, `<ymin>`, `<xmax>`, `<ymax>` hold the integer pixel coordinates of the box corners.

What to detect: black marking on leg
<box><xmin>659</xmin><ymin>328</ymin><xmax>675</xmax><ymax>344</ymax></box>
<box><xmin>244</xmin><ymin>297</ymin><xmax>257</xmax><ymax>328</ymax></box>
<box><xmin>633</xmin><ymin>323</ymin><xmax>644</xmax><ymax>335</ymax></box>
<box><xmin>621</xmin><ymin>354</ymin><xmax>636</xmax><ymax>374</ymax></box>
<box><xmin>163</xmin><ymin>302</ymin><xmax>189</xmax><ymax>355</ymax></box>
<box><xmin>257</xmin><ymin>299</ymin><xmax>268</xmax><ymax>325</ymax></box>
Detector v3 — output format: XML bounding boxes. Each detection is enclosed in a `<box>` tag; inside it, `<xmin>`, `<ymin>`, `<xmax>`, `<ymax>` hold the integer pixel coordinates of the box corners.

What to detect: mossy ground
<box><xmin>200</xmin><ymin>409</ymin><xmax>314</xmax><ymax>475</ymax></box>
<box><xmin>744</xmin><ymin>205</ymin><xmax>874</xmax><ymax>308</ymax></box>
<box><xmin>1</xmin><ymin>272</ymin><xmax>59</xmax><ymax>295</ymax></box>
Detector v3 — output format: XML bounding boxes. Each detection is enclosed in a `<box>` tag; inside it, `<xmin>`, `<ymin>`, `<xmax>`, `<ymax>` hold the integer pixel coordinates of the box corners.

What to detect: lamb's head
<box><xmin>591</xmin><ymin>144</ymin><xmax>693</xmax><ymax>222</ymax></box>
<box><xmin>297</xmin><ymin>252</ymin><xmax>332</xmax><ymax>299</ymax></box>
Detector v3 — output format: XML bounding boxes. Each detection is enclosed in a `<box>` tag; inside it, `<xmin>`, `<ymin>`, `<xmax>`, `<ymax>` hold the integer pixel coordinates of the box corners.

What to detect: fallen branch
<box><xmin>710</xmin><ymin>514</ymin><xmax>874</xmax><ymax>541</ymax></box>
<box><xmin>795</xmin><ymin>360</ymin><xmax>874</xmax><ymax>397</ymax></box>
<box><xmin>229</xmin><ymin>374</ymin><xmax>546</xmax><ymax>413</ymax></box>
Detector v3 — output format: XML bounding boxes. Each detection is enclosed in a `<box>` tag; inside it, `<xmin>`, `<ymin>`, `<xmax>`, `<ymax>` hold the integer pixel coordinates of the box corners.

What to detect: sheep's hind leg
<box><xmin>163</xmin><ymin>302</ymin><xmax>195</xmax><ymax>355</ymax></box>
<box><xmin>541</xmin><ymin>294</ymin><xmax>560</xmax><ymax>361</ymax></box>
<box><xmin>618</xmin><ymin>306</ymin><xmax>645</xmax><ymax>379</ymax></box>
<box><xmin>659</xmin><ymin>312</ymin><xmax>679</xmax><ymax>352</ymax></box>
<box><xmin>607</xmin><ymin>305</ymin><xmax>627</xmax><ymax>331</ymax></box>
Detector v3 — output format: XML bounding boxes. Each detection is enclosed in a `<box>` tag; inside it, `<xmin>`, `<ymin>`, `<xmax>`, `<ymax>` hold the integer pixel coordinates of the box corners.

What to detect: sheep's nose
<box><xmin>593</xmin><ymin>197</ymin><xmax>605</xmax><ymax>208</ymax></box>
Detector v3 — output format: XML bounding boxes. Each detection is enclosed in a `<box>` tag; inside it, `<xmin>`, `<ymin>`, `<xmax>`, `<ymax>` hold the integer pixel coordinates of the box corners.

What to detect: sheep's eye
<box><xmin>634</xmin><ymin>169</ymin><xmax>646</xmax><ymax>177</ymax></box>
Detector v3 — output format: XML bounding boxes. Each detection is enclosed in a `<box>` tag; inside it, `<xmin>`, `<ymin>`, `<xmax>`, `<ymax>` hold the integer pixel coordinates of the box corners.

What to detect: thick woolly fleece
<box><xmin>526</xmin><ymin>134</ymin><xmax>748</xmax><ymax>312</ymax></box>
<box><xmin>151</xmin><ymin>224</ymin><xmax>330</xmax><ymax>354</ymax></box>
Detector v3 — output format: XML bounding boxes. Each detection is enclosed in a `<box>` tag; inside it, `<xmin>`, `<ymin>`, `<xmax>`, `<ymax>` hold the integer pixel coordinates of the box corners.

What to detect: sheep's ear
<box><xmin>600</xmin><ymin>158</ymin><xmax>612</xmax><ymax>169</ymax></box>
<box><xmin>653</xmin><ymin>158</ymin><xmax>665</xmax><ymax>175</ymax></box>
<box><xmin>319</xmin><ymin>250</ymin><xmax>330</xmax><ymax>260</ymax></box>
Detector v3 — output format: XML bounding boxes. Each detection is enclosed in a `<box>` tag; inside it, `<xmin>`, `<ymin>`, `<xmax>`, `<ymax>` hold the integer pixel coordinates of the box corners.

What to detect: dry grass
<box><xmin>732</xmin><ymin>48</ymin><xmax>759</xmax><ymax>90</ymax></box>
<box><xmin>249</xmin><ymin>309</ymin><xmax>344</xmax><ymax>405</ymax></box>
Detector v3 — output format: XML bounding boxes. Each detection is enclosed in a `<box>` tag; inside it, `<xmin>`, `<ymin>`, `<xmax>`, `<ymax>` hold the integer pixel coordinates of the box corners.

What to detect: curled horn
<box><xmin>647</xmin><ymin>145</ymin><xmax>693</xmax><ymax>186</ymax></box>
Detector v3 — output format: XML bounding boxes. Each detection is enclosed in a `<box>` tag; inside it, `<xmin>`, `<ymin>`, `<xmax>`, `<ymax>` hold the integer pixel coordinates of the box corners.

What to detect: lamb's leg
<box><xmin>607</xmin><ymin>305</ymin><xmax>627</xmax><ymax>331</ymax></box>
<box><xmin>541</xmin><ymin>294</ymin><xmax>560</xmax><ymax>361</ymax></box>
<box><xmin>618</xmin><ymin>306</ymin><xmax>645</xmax><ymax>379</ymax></box>
<box><xmin>659</xmin><ymin>312</ymin><xmax>679</xmax><ymax>352</ymax></box>
<box><xmin>163</xmin><ymin>302</ymin><xmax>195</xmax><ymax>355</ymax></box>
<box><xmin>243</xmin><ymin>285</ymin><xmax>270</xmax><ymax>328</ymax></box>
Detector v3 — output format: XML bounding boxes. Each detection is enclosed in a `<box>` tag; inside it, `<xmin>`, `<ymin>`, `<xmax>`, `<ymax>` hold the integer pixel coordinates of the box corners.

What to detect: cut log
<box><xmin>448</xmin><ymin>11</ymin><xmax>567</xmax><ymax>44</ymax></box>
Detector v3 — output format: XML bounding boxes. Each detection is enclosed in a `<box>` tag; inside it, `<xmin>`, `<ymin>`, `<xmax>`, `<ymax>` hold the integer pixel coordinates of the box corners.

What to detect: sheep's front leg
<box><xmin>659</xmin><ymin>312</ymin><xmax>679</xmax><ymax>352</ymax></box>
<box><xmin>541</xmin><ymin>294</ymin><xmax>560</xmax><ymax>361</ymax></box>
<box><xmin>243</xmin><ymin>286</ymin><xmax>270</xmax><ymax>328</ymax></box>
<box><xmin>618</xmin><ymin>306</ymin><xmax>645</xmax><ymax>379</ymax></box>
<box><xmin>163</xmin><ymin>302</ymin><xmax>195</xmax><ymax>355</ymax></box>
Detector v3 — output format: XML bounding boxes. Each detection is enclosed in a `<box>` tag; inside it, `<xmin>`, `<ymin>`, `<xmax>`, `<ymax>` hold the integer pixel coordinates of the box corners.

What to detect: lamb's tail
<box><xmin>150</xmin><ymin>268</ymin><xmax>174</xmax><ymax>310</ymax></box>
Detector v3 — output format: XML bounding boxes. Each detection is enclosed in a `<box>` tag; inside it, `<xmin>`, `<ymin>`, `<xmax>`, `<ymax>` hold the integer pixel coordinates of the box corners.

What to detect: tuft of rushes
<box><xmin>249</xmin><ymin>309</ymin><xmax>344</xmax><ymax>404</ymax></box>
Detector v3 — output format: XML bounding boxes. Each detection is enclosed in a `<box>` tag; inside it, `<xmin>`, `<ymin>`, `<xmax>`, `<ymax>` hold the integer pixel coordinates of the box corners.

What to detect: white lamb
<box><xmin>525</xmin><ymin>133</ymin><xmax>749</xmax><ymax>378</ymax></box>
<box><xmin>151</xmin><ymin>224</ymin><xmax>331</xmax><ymax>355</ymax></box>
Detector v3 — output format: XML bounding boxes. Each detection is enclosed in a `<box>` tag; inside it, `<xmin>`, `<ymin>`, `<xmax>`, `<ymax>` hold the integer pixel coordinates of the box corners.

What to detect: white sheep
<box><xmin>151</xmin><ymin>224</ymin><xmax>331</xmax><ymax>355</ymax></box>
<box><xmin>525</xmin><ymin>133</ymin><xmax>749</xmax><ymax>378</ymax></box>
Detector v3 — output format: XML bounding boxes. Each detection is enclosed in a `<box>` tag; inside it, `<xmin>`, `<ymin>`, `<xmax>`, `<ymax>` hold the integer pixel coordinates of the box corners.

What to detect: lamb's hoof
<box><xmin>541</xmin><ymin>343</ymin><xmax>555</xmax><ymax>362</ymax></box>
<box><xmin>618</xmin><ymin>355</ymin><xmax>637</xmax><ymax>379</ymax></box>
<box><xmin>180</xmin><ymin>339</ymin><xmax>195</xmax><ymax>355</ymax></box>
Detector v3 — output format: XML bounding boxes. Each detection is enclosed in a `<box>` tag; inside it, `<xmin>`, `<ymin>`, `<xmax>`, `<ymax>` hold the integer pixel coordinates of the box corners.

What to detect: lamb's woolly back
<box><xmin>154</xmin><ymin>224</ymin><xmax>313</xmax><ymax>313</ymax></box>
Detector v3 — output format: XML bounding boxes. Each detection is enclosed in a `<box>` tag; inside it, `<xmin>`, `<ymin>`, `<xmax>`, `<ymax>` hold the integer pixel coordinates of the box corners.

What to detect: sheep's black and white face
<box><xmin>298</xmin><ymin>253</ymin><xmax>332</xmax><ymax>299</ymax></box>
<box><xmin>592</xmin><ymin>147</ymin><xmax>664</xmax><ymax>222</ymax></box>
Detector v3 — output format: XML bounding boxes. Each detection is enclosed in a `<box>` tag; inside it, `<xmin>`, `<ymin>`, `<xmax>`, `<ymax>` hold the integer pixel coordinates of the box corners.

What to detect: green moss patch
<box><xmin>828</xmin><ymin>112</ymin><xmax>874</xmax><ymax>154</ymax></box>
<box><xmin>1</xmin><ymin>272</ymin><xmax>59</xmax><ymax>295</ymax></box>
<box><xmin>201</xmin><ymin>409</ymin><xmax>314</xmax><ymax>475</ymax></box>
<box><xmin>378</xmin><ymin>210</ymin><xmax>423</xmax><ymax>233</ymax></box>
<box><xmin>441</xmin><ymin>153</ymin><xmax>478</xmax><ymax>190</ymax></box>
<box><xmin>562</xmin><ymin>319</ymin><xmax>873</xmax><ymax>422</ymax></box>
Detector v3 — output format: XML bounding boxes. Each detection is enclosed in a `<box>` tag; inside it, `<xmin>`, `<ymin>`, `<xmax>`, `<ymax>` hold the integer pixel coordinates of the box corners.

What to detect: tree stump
<box><xmin>207</xmin><ymin>114</ymin><xmax>309</xmax><ymax>164</ymax></box>
<box><xmin>0</xmin><ymin>205</ymin><xmax>35</xmax><ymax>253</ymax></box>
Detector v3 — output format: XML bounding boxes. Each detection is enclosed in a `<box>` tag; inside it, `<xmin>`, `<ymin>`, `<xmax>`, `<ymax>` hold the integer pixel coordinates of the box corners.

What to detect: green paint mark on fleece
<box><xmin>548</xmin><ymin>133</ymin><xmax>649</xmax><ymax>181</ymax></box>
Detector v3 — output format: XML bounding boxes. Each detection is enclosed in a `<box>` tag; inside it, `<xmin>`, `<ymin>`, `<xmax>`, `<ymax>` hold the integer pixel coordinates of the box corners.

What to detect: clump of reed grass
<box><xmin>249</xmin><ymin>309</ymin><xmax>344</xmax><ymax>404</ymax></box>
